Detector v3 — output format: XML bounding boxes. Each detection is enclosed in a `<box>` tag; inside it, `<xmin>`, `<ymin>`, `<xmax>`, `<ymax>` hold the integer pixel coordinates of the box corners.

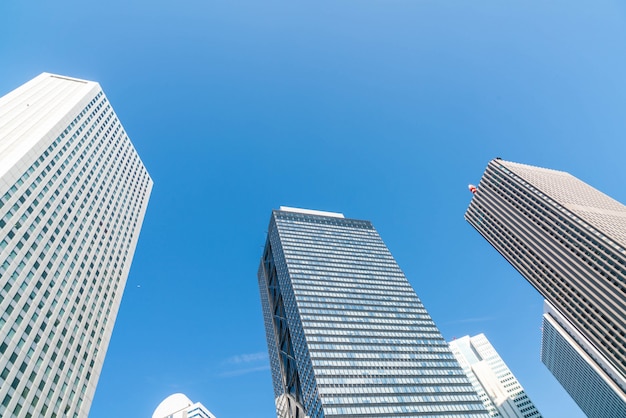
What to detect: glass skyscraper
<box><xmin>0</xmin><ymin>73</ymin><xmax>152</xmax><ymax>417</ymax></box>
<box><xmin>465</xmin><ymin>159</ymin><xmax>626</xmax><ymax>417</ymax></box>
<box><xmin>258</xmin><ymin>206</ymin><xmax>488</xmax><ymax>418</ymax></box>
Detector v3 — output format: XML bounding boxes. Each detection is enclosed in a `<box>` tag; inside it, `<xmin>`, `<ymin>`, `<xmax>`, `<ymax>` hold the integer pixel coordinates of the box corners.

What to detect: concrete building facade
<box><xmin>153</xmin><ymin>393</ymin><xmax>216</xmax><ymax>418</ymax></box>
<box><xmin>449</xmin><ymin>334</ymin><xmax>541</xmax><ymax>418</ymax></box>
<box><xmin>0</xmin><ymin>73</ymin><xmax>152</xmax><ymax>417</ymax></box>
<box><xmin>465</xmin><ymin>159</ymin><xmax>626</xmax><ymax>417</ymax></box>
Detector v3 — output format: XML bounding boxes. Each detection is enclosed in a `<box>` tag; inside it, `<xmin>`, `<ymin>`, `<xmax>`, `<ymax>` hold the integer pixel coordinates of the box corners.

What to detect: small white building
<box><xmin>153</xmin><ymin>393</ymin><xmax>216</xmax><ymax>418</ymax></box>
<box><xmin>449</xmin><ymin>334</ymin><xmax>541</xmax><ymax>418</ymax></box>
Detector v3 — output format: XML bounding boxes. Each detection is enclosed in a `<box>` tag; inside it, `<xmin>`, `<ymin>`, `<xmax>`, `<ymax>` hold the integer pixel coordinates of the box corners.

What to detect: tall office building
<box><xmin>449</xmin><ymin>334</ymin><xmax>541</xmax><ymax>418</ymax></box>
<box><xmin>152</xmin><ymin>393</ymin><xmax>216</xmax><ymax>418</ymax></box>
<box><xmin>0</xmin><ymin>73</ymin><xmax>152</xmax><ymax>417</ymax></box>
<box><xmin>258</xmin><ymin>206</ymin><xmax>488</xmax><ymax>418</ymax></box>
<box><xmin>465</xmin><ymin>159</ymin><xmax>626</xmax><ymax>417</ymax></box>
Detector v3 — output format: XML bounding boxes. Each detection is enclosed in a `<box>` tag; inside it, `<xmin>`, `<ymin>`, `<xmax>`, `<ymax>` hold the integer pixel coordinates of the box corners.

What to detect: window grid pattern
<box><xmin>499</xmin><ymin>161</ymin><xmax>626</xmax><ymax>245</ymax></box>
<box><xmin>449</xmin><ymin>334</ymin><xmax>542</xmax><ymax>418</ymax></box>
<box><xmin>542</xmin><ymin>315</ymin><xmax>626</xmax><ymax>418</ymax></box>
<box><xmin>0</xmin><ymin>75</ymin><xmax>152</xmax><ymax>418</ymax></box>
<box><xmin>259</xmin><ymin>210</ymin><xmax>488</xmax><ymax>418</ymax></box>
<box><xmin>465</xmin><ymin>159</ymin><xmax>626</xmax><ymax>388</ymax></box>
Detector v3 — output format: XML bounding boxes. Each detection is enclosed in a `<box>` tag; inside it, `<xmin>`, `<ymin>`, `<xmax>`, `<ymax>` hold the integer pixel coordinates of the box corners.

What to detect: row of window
<box><xmin>477</xmin><ymin>171</ymin><xmax>626</xmax><ymax>369</ymax></box>
<box><xmin>0</xmin><ymin>90</ymin><xmax>151</xmax><ymax>418</ymax></box>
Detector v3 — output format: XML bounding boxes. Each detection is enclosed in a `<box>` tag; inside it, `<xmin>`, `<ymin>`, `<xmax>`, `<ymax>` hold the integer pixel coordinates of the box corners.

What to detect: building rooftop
<box><xmin>278</xmin><ymin>206</ymin><xmax>345</xmax><ymax>218</ymax></box>
<box><xmin>0</xmin><ymin>73</ymin><xmax>100</xmax><ymax>179</ymax></box>
<box><xmin>493</xmin><ymin>159</ymin><xmax>626</xmax><ymax>250</ymax></box>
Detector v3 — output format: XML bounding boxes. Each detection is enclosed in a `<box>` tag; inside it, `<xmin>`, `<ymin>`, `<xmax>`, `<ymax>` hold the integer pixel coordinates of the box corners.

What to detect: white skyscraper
<box><xmin>449</xmin><ymin>334</ymin><xmax>541</xmax><ymax>418</ymax></box>
<box><xmin>153</xmin><ymin>393</ymin><xmax>216</xmax><ymax>418</ymax></box>
<box><xmin>0</xmin><ymin>73</ymin><xmax>152</xmax><ymax>417</ymax></box>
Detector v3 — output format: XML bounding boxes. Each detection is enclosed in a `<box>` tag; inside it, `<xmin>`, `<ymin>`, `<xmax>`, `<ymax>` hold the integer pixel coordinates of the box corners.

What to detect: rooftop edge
<box><xmin>278</xmin><ymin>206</ymin><xmax>345</xmax><ymax>218</ymax></box>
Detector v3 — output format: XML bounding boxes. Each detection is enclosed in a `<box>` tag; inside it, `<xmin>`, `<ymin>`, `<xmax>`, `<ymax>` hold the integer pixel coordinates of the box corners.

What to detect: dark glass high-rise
<box><xmin>258</xmin><ymin>207</ymin><xmax>488</xmax><ymax>418</ymax></box>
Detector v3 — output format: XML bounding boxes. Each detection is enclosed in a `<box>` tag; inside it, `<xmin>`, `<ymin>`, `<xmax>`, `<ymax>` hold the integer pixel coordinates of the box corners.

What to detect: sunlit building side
<box><xmin>258</xmin><ymin>206</ymin><xmax>488</xmax><ymax>418</ymax></box>
<box><xmin>449</xmin><ymin>334</ymin><xmax>541</xmax><ymax>418</ymax></box>
<box><xmin>0</xmin><ymin>73</ymin><xmax>152</xmax><ymax>417</ymax></box>
<box><xmin>153</xmin><ymin>393</ymin><xmax>216</xmax><ymax>418</ymax></box>
<box><xmin>465</xmin><ymin>159</ymin><xmax>626</xmax><ymax>417</ymax></box>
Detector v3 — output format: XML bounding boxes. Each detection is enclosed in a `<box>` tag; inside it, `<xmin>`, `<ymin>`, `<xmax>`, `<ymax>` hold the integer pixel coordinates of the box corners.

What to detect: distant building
<box><xmin>152</xmin><ymin>393</ymin><xmax>216</xmax><ymax>418</ymax></box>
<box><xmin>258</xmin><ymin>206</ymin><xmax>488</xmax><ymax>418</ymax></box>
<box><xmin>0</xmin><ymin>73</ymin><xmax>152</xmax><ymax>417</ymax></box>
<box><xmin>449</xmin><ymin>334</ymin><xmax>541</xmax><ymax>418</ymax></box>
<box><xmin>465</xmin><ymin>159</ymin><xmax>626</xmax><ymax>417</ymax></box>
<box><xmin>541</xmin><ymin>301</ymin><xmax>626</xmax><ymax>418</ymax></box>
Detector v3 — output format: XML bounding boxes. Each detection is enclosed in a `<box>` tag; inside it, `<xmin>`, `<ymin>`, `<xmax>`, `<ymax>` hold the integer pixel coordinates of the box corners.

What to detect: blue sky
<box><xmin>2</xmin><ymin>1</ymin><xmax>626</xmax><ymax>417</ymax></box>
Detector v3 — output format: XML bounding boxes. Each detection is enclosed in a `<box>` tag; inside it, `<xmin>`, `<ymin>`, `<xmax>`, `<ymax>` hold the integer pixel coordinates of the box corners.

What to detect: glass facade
<box><xmin>0</xmin><ymin>73</ymin><xmax>152</xmax><ymax>418</ymax></box>
<box><xmin>258</xmin><ymin>207</ymin><xmax>488</xmax><ymax>418</ymax></box>
<box><xmin>541</xmin><ymin>303</ymin><xmax>626</xmax><ymax>418</ymax></box>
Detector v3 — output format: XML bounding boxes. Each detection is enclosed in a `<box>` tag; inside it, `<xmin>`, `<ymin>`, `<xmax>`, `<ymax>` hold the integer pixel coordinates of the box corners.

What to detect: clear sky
<box><xmin>2</xmin><ymin>1</ymin><xmax>626</xmax><ymax>417</ymax></box>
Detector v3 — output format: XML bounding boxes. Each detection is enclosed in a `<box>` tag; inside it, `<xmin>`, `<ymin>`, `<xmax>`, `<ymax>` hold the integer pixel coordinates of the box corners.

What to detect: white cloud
<box><xmin>219</xmin><ymin>365</ymin><xmax>270</xmax><ymax>378</ymax></box>
<box><xmin>225</xmin><ymin>352</ymin><xmax>268</xmax><ymax>364</ymax></box>
<box><xmin>219</xmin><ymin>352</ymin><xmax>270</xmax><ymax>378</ymax></box>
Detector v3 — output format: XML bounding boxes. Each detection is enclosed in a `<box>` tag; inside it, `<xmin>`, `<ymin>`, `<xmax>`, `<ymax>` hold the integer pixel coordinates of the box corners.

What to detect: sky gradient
<box><xmin>2</xmin><ymin>1</ymin><xmax>626</xmax><ymax>417</ymax></box>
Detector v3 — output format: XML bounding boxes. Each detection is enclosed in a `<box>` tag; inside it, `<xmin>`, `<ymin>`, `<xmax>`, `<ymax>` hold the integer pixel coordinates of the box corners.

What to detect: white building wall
<box><xmin>0</xmin><ymin>73</ymin><xmax>152</xmax><ymax>417</ymax></box>
<box><xmin>449</xmin><ymin>334</ymin><xmax>541</xmax><ymax>418</ymax></box>
<box><xmin>152</xmin><ymin>393</ymin><xmax>216</xmax><ymax>418</ymax></box>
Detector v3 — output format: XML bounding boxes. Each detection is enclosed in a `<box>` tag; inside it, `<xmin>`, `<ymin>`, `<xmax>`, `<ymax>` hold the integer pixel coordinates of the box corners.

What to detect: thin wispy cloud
<box><xmin>220</xmin><ymin>352</ymin><xmax>269</xmax><ymax>378</ymax></box>
<box><xmin>219</xmin><ymin>365</ymin><xmax>270</xmax><ymax>378</ymax></box>
<box><xmin>225</xmin><ymin>352</ymin><xmax>268</xmax><ymax>365</ymax></box>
